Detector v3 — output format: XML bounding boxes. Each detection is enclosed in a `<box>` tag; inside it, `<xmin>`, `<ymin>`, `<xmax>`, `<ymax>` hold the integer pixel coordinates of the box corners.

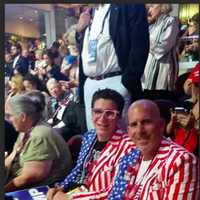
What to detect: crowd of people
<box><xmin>4</xmin><ymin>3</ymin><xmax>199</xmax><ymax>199</ymax></box>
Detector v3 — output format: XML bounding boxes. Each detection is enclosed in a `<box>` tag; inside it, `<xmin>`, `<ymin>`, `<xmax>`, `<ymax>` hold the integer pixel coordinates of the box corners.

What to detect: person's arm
<box><xmin>5</xmin><ymin>160</ymin><xmax>52</xmax><ymax>192</ymax></box>
<box><xmin>57</xmin><ymin>132</ymin><xmax>88</xmax><ymax>190</ymax></box>
<box><xmin>163</xmin><ymin>152</ymin><xmax>198</xmax><ymax>199</ymax></box>
<box><xmin>46</xmin><ymin>187</ymin><xmax>65</xmax><ymax>200</ymax></box>
<box><xmin>176</xmin><ymin>111</ymin><xmax>195</xmax><ymax>130</ymax></box>
<box><xmin>5</xmin><ymin>137</ymin><xmax>21</xmax><ymax>170</ymax></box>
<box><xmin>150</xmin><ymin>16</ymin><xmax>179</xmax><ymax>60</ymax></box>
<box><xmin>75</xmin><ymin>8</ymin><xmax>91</xmax><ymax>33</ymax></box>
<box><xmin>166</xmin><ymin>110</ymin><xmax>178</xmax><ymax>135</ymax></box>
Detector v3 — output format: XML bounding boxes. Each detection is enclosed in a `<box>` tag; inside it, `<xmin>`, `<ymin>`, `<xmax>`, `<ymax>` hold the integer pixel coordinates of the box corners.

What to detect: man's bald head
<box><xmin>128</xmin><ymin>99</ymin><xmax>161</xmax><ymax>120</ymax></box>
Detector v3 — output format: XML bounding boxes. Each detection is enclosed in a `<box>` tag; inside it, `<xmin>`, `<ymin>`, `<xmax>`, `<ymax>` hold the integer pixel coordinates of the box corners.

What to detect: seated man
<box><xmin>108</xmin><ymin>99</ymin><xmax>199</xmax><ymax>199</ymax></box>
<box><xmin>47</xmin><ymin>88</ymin><xmax>139</xmax><ymax>200</ymax></box>
<box><xmin>5</xmin><ymin>93</ymin><xmax>72</xmax><ymax>192</ymax></box>
<box><xmin>46</xmin><ymin>78</ymin><xmax>86</xmax><ymax>141</ymax></box>
<box><xmin>46</xmin><ymin>78</ymin><xmax>72</xmax><ymax>120</ymax></box>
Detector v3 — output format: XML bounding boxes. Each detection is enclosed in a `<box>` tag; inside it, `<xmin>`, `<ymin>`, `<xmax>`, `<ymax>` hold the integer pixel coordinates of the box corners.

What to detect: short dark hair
<box><xmin>23</xmin><ymin>74</ymin><xmax>41</xmax><ymax>88</ymax></box>
<box><xmin>45</xmin><ymin>49</ymin><xmax>55</xmax><ymax>60</ymax></box>
<box><xmin>91</xmin><ymin>88</ymin><xmax>124</xmax><ymax>116</ymax></box>
<box><xmin>52</xmin><ymin>41</ymin><xmax>60</xmax><ymax>49</ymax></box>
<box><xmin>12</xmin><ymin>43</ymin><xmax>22</xmax><ymax>53</ymax></box>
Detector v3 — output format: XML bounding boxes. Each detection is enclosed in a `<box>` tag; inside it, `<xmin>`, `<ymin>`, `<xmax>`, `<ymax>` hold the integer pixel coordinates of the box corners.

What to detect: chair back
<box><xmin>67</xmin><ymin>135</ymin><xmax>82</xmax><ymax>167</ymax></box>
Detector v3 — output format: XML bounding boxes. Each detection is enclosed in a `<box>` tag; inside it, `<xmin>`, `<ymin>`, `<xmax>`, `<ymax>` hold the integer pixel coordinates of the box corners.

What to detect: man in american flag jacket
<box><xmin>47</xmin><ymin>88</ymin><xmax>140</xmax><ymax>200</ymax></box>
<box><xmin>108</xmin><ymin>99</ymin><xmax>199</xmax><ymax>200</ymax></box>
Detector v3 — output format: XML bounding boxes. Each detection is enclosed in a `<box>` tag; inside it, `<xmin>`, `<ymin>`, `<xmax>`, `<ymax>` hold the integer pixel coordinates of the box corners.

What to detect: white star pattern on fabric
<box><xmin>108</xmin><ymin>149</ymin><xmax>141</xmax><ymax>200</ymax></box>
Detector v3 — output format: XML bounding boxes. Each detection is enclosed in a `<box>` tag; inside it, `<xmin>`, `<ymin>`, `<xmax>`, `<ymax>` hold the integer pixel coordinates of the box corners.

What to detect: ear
<box><xmin>20</xmin><ymin>112</ymin><xmax>27</xmax><ymax>122</ymax></box>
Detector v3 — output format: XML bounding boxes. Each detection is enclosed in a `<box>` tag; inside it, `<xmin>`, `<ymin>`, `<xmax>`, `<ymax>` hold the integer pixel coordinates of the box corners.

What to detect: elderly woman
<box><xmin>141</xmin><ymin>4</ymin><xmax>179</xmax><ymax>91</ymax></box>
<box><xmin>47</xmin><ymin>88</ymin><xmax>135</xmax><ymax>200</ymax></box>
<box><xmin>5</xmin><ymin>93</ymin><xmax>72</xmax><ymax>192</ymax></box>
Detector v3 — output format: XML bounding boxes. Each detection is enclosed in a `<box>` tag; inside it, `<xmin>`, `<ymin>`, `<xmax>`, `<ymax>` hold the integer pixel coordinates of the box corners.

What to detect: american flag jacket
<box><xmin>59</xmin><ymin>129</ymin><xmax>135</xmax><ymax>199</ymax></box>
<box><xmin>108</xmin><ymin>137</ymin><xmax>199</xmax><ymax>200</ymax></box>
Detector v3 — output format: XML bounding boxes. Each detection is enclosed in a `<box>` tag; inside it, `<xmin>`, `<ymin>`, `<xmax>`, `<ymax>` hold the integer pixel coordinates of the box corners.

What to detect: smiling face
<box><xmin>128</xmin><ymin>101</ymin><xmax>165</xmax><ymax>160</ymax></box>
<box><xmin>92</xmin><ymin>98</ymin><xmax>120</xmax><ymax>142</ymax></box>
<box><xmin>47</xmin><ymin>82</ymin><xmax>63</xmax><ymax>99</ymax></box>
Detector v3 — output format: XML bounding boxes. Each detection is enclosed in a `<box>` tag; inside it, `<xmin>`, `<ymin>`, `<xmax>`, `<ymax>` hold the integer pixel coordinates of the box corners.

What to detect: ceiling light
<box><xmin>34</xmin><ymin>10</ymin><xmax>38</xmax><ymax>14</ymax></box>
<box><xmin>19</xmin><ymin>16</ymin><xmax>23</xmax><ymax>20</ymax></box>
<box><xmin>29</xmin><ymin>18</ymin><xmax>33</xmax><ymax>21</ymax></box>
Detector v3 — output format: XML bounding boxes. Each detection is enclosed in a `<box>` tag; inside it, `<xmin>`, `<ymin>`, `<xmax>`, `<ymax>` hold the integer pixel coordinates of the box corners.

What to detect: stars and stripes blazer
<box><xmin>59</xmin><ymin>129</ymin><xmax>136</xmax><ymax>199</ymax></box>
<box><xmin>108</xmin><ymin>138</ymin><xmax>199</xmax><ymax>200</ymax></box>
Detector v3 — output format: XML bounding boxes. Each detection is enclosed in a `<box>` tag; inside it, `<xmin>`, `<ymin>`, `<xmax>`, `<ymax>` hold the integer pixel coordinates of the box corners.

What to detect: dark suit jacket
<box><xmin>5</xmin><ymin>62</ymin><xmax>13</xmax><ymax>78</ymax></box>
<box><xmin>77</xmin><ymin>4</ymin><xmax>149</xmax><ymax>103</ymax></box>
<box><xmin>53</xmin><ymin>101</ymin><xmax>87</xmax><ymax>142</ymax></box>
<box><xmin>13</xmin><ymin>56</ymin><xmax>29</xmax><ymax>76</ymax></box>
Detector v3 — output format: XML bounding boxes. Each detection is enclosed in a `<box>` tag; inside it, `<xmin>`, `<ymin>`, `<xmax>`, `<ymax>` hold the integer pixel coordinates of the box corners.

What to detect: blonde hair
<box><xmin>10</xmin><ymin>74</ymin><xmax>25</xmax><ymax>93</ymax></box>
<box><xmin>160</xmin><ymin>4</ymin><xmax>172</xmax><ymax>14</ymax></box>
<box><xmin>35</xmin><ymin>49</ymin><xmax>44</xmax><ymax>57</ymax></box>
<box><xmin>63</xmin><ymin>25</ymin><xmax>77</xmax><ymax>46</ymax></box>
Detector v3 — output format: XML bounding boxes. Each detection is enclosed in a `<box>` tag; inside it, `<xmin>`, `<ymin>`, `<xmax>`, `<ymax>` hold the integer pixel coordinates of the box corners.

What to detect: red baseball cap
<box><xmin>188</xmin><ymin>63</ymin><xmax>199</xmax><ymax>84</ymax></box>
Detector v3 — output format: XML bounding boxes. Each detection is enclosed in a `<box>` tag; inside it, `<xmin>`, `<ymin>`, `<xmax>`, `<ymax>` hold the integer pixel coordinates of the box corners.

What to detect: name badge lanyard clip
<box><xmin>88</xmin><ymin>6</ymin><xmax>111</xmax><ymax>63</ymax></box>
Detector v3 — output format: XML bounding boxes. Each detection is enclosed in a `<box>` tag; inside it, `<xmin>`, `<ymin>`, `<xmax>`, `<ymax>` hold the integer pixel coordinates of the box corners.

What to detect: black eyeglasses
<box><xmin>92</xmin><ymin>108</ymin><xmax>120</xmax><ymax>120</ymax></box>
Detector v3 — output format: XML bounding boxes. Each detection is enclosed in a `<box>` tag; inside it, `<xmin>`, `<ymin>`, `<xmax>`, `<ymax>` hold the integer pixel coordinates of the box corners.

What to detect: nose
<box><xmin>135</xmin><ymin>123</ymin><xmax>145</xmax><ymax>134</ymax></box>
<box><xmin>98</xmin><ymin>112</ymin><xmax>107</xmax><ymax>121</ymax></box>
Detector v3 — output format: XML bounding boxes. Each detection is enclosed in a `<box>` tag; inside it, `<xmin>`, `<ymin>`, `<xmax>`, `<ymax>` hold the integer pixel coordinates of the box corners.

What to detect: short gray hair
<box><xmin>8</xmin><ymin>93</ymin><xmax>44</xmax><ymax>122</ymax></box>
<box><xmin>46</xmin><ymin>78</ymin><xmax>59</xmax><ymax>90</ymax></box>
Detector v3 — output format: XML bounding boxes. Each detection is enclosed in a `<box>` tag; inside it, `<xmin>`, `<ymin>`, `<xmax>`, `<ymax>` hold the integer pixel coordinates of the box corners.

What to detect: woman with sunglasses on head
<box><xmin>47</xmin><ymin>88</ymin><xmax>139</xmax><ymax>200</ymax></box>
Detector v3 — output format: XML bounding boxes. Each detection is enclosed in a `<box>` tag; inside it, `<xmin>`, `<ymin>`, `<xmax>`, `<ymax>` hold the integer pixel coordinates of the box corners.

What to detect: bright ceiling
<box><xmin>5</xmin><ymin>4</ymin><xmax>85</xmax><ymax>26</ymax></box>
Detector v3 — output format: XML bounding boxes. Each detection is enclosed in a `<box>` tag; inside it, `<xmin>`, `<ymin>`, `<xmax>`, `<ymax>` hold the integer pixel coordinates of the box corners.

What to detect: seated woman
<box><xmin>5</xmin><ymin>92</ymin><xmax>72</xmax><ymax>192</ymax></box>
<box><xmin>166</xmin><ymin>63</ymin><xmax>199</xmax><ymax>154</ymax></box>
<box><xmin>6</xmin><ymin>74</ymin><xmax>25</xmax><ymax>99</ymax></box>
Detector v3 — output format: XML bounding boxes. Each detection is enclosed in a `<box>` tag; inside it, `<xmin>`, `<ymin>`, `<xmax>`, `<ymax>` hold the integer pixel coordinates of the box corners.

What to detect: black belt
<box><xmin>90</xmin><ymin>71</ymin><xmax>121</xmax><ymax>80</ymax></box>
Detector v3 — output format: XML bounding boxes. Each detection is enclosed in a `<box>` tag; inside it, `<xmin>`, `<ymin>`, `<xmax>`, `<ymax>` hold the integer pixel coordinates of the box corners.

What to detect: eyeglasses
<box><xmin>92</xmin><ymin>108</ymin><xmax>120</xmax><ymax>120</ymax></box>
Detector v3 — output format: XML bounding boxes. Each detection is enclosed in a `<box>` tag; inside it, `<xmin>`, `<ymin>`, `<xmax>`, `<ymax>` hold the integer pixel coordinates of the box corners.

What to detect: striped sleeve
<box><xmin>163</xmin><ymin>151</ymin><xmax>199</xmax><ymax>200</ymax></box>
<box><xmin>72</xmin><ymin>135</ymin><xmax>134</xmax><ymax>200</ymax></box>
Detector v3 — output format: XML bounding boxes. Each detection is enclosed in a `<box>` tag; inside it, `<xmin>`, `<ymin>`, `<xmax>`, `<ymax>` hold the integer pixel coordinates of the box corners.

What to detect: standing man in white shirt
<box><xmin>76</xmin><ymin>4</ymin><xmax>149</xmax><ymax>130</ymax></box>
